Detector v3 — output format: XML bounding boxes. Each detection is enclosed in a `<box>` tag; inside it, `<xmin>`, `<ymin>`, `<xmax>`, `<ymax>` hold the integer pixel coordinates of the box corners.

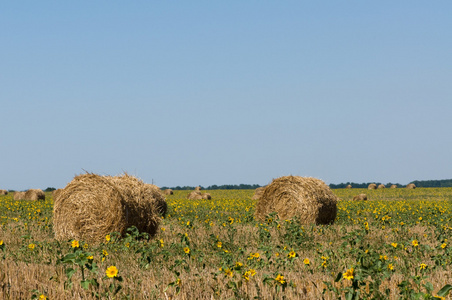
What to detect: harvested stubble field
<box><xmin>0</xmin><ymin>188</ymin><xmax>452</xmax><ymax>299</ymax></box>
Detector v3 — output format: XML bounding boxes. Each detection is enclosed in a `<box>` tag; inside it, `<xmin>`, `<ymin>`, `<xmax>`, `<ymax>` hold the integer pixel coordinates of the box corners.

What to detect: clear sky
<box><xmin>1</xmin><ymin>1</ymin><xmax>451</xmax><ymax>190</ymax></box>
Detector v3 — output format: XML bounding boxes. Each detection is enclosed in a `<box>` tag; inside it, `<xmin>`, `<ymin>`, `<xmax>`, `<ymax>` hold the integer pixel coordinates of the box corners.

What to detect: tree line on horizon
<box><xmin>6</xmin><ymin>179</ymin><xmax>452</xmax><ymax>193</ymax></box>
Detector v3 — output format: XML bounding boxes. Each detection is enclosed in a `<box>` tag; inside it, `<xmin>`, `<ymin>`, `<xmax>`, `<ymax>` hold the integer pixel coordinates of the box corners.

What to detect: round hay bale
<box><xmin>345</xmin><ymin>185</ymin><xmax>352</xmax><ymax>189</ymax></box>
<box><xmin>0</xmin><ymin>189</ymin><xmax>8</xmax><ymax>195</ymax></box>
<box><xmin>201</xmin><ymin>193</ymin><xmax>212</xmax><ymax>200</ymax></box>
<box><xmin>163</xmin><ymin>189</ymin><xmax>174</xmax><ymax>195</ymax></box>
<box><xmin>24</xmin><ymin>189</ymin><xmax>45</xmax><ymax>201</ymax></box>
<box><xmin>252</xmin><ymin>186</ymin><xmax>266</xmax><ymax>200</ymax></box>
<box><xmin>52</xmin><ymin>189</ymin><xmax>63</xmax><ymax>199</ymax></box>
<box><xmin>377</xmin><ymin>184</ymin><xmax>386</xmax><ymax>189</ymax></box>
<box><xmin>368</xmin><ymin>183</ymin><xmax>377</xmax><ymax>190</ymax></box>
<box><xmin>254</xmin><ymin>176</ymin><xmax>338</xmax><ymax>225</ymax></box>
<box><xmin>390</xmin><ymin>185</ymin><xmax>397</xmax><ymax>189</ymax></box>
<box><xmin>352</xmin><ymin>194</ymin><xmax>367</xmax><ymax>201</ymax></box>
<box><xmin>53</xmin><ymin>173</ymin><xmax>163</xmax><ymax>243</ymax></box>
<box><xmin>187</xmin><ymin>191</ymin><xmax>202</xmax><ymax>200</ymax></box>
<box><xmin>194</xmin><ymin>186</ymin><xmax>201</xmax><ymax>191</ymax></box>
<box><xmin>13</xmin><ymin>191</ymin><xmax>25</xmax><ymax>200</ymax></box>
<box><xmin>406</xmin><ymin>183</ymin><xmax>416</xmax><ymax>189</ymax></box>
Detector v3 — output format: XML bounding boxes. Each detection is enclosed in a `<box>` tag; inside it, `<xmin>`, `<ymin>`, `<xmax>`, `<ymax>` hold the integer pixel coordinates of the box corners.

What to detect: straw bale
<box><xmin>252</xmin><ymin>187</ymin><xmax>266</xmax><ymax>201</ymax></box>
<box><xmin>390</xmin><ymin>185</ymin><xmax>397</xmax><ymax>189</ymax></box>
<box><xmin>346</xmin><ymin>185</ymin><xmax>352</xmax><ymax>189</ymax></box>
<box><xmin>13</xmin><ymin>192</ymin><xmax>25</xmax><ymax>200</ymax></box>
<box><xmin>377</xmin><ymin>184</ymin><xmax>386</xmax><ymax>189</ymax></box>
<box><xmin>0</xmin><ymin>189</ymin><xmax>8</xmax><ymax>195</ymax></box>
<box><xmin>52</xmin><ymin>189</ymin><xmax>63</xmax><ymax>199</ymax></box>
<box><xmin>194</xmin><ymin>186</ymin><xmax>201</xmax><ymax>191</ymax></box>
<box><xmin>187</xmin><ymin>191</ymin><xmax>203</xmax><ymax>200</ymax></box>
<box><xmin>53</xmin><ymin>173</ymin><xmax>164</xmax><ymax>243</ymax></box>
<box><xmin>24</xmin><ymin>189</ymin><xmax>45</xmax><ymax>201</ymax></box>
<box><xmin>201</xmin><ymin>193</ymin><xmax>212</xmax><ymax>200</ymax></box>
<box><xmin>352</xmin><ymin>194</ymin><xmax>367</xmax><ymax>201</ymax></box>
<box><xmin>254</xmin><ymin>176</ymin><xmax>338</xmax><ymax>225</ymax></box>
<box><xmin>406</xmin><ymin>183</ymin><xmax>416</xmax><ymax>189</ymax></box>
<box><xmin>368</xmin><ymin>183</ymin><xmax>377</xmax><ymax>190</ymax></box>
<box><xmin>163</xmin><ymin>189</ymin><xmax>174</xmax><ymax>195</ymax></box>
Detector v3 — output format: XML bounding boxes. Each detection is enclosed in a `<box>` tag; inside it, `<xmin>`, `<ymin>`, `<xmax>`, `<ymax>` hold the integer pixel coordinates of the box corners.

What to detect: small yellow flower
<box><xmin>161</xmin><ymin>227</ymin><xmax>166</xmax><ymax>231</ymax></box>
<box><xmin>106</xmin><ymin>265</ymin><xmax>118</xmax><ymax>278</ymax></box>
<box><xmin>275</xmin><ymin>274</ymin><xmax>285</xmax><ymax>284</ymax></box>
<box><xmin>288</xmin><ymin>251</ymin><xmax>296</xmax><ymax>258</ymax></box>
<box><xmin>343</xmin><ymin>268</ymin><xmax>354</xmax><ymax>280</ymax></box>
<box><xmin>249</xmin><ymin>269</ymin><xmax>256</xmax><ymax>276</ymax></box>
<box><xmin>419</xmin><ymin>263</ymin><xmax>427</xmax><ymax>270</ymax></box>
<box><xmin>39</xmin><ymin>295</ymin><xmax>47</xmax><ymax>300</ymax></box>
<box><xmin>224</xmin><ymin>268</ymin><xmax>233</xmax><ymax>278</ymax></box>
<box><xmin>87</xmin><ymin>255</ymin><xmax>94</xmax><ymax>260</ymax></box>
<box><xmin>28</xmin><ymin>243</ymin><xmax>35</xmax><ymax>250</ymax></box>
<box><xmin>125</xmin><ymin>242</ymin><xmax>130</xmax><ymax>248</ymax></box>
<box><xmin>441</xmin><ymin>243</ymin><xmax>447</xmax><ymax>249</ymax></box>
<box><xmin>412</xmin><ymin>240</ymin><xmax>419</xmax><ymax>247</ymax></box>
<box><xmin>0</xmin><ymin>240</ymin><xmax>3</xmax><ymax>246</ymax></box>
<box><xmin>183</xmin><ymin>247</ymin><xmax>190</xmax><ymax>254</ymax></box>
<box><xmin>102</xmin><ymin>249</ymin><xmax>108</xmax><ymax>256</ymax></box>
<box><xmin>391</xmin><ymin>243</ymin><xmax>397</xmax><ymax>248</ymax></box>
<box><xmin>83</xmin><ymin>243</ymin><xmax>88</xmax><ymax>249</ymax></box>
<box><xmin>235</xmin><ymin>262</ymin><xmax>243</xmax><ymax>268</ymax></box>
<box><xmin>303</xmin><ymin>258</ymin><xmax>310</xmax><ymax>265</ymax></box>
<box><xmin>71</xmin><ymin>240</ymin><xmax>79</xmax><ymax>248</ymax></box>
<box><xmin>388</xmin><ymin>264</ymin><xmax>394</xmax><ymax>271</ymax></box>
<box><xmin>321</xmin><ymin>260</ymin><xmax>327</xmax><ymax>268</ymax></box>
<box><xmin>105</xmin><ymin>235</ymin><xmax>111</xmax><ymax>242</ymax></box>
<box><xmin>228</xmin><ymin>217</ymin><xmax>234</xmax><ymax>224</ymax></box>
<box><xmin>217</xmin><ymin>241</ymin><xmax>222</xmax><ymax>248</ymax></box>
<box><xmin>159</xmin><ymin>239</ymin><xmax>164</xmax><ymax>248</ymax></box>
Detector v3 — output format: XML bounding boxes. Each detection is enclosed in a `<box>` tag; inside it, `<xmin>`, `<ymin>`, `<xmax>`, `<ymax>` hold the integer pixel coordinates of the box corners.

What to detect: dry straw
<box><xmin>390</xmin><ymin>185</ymin><xmax>397</xmax><ymax>189</ymax></box>
<box><xmin>252</xmin><ymin>187</ymin><xmax>266</xmax><ymax>200</ymax></box>
<box><xmin>254</xmin><ymin>176</ymin><xmax>338</xmax><ymax>225</ymax></box>
<box><xmin>53</xmin><ymin>173</ymin><xmax>166</xmax><ymax>243</ymax></box>
<box><xmin>368</xmin><ymin>183</ymin><xmax>377</xmax><ymax>190</ymax></box>
<box><xmin>24</xmin><ymin>189</ymin><xmax>45</xmax><ymax>201</ymax></box>
<box><xmin>406</xmin><ymin>183</ymin><xmax>416</xmax><ymax>189</ymax></box>
<box><xmin>377</xmin><ymin>184</ymin><xmax>386</xmax><ymax>189</ymax></box>
<box><xmin>353</xmin><ymin>194</ymin><xmax>367</xmax><ymax>201</ymax></box>
<box><xmin>0</xmin><ymin>189</ymin><xmax>8</xmax><ymax>195</ymax></box>
<box><xmin>52</xmin><ymin>189</ymin><xmax>63</xmax><ymax>199</ymax></box>
<box><xmin>202</xmin><ymin>193</ymin><xmax>212</xmax><ymax>200</ymax></box>
<box><xmin>194</xmin><ymin>186</ymin><xmax>201</xmax><ymax>191</ymax></box>
<box><xmin>346</xmin><ymin>185</ymin><xmax>352</xmax><ymax>189</ymax></box>
<box><xmin>163</xmin><ymin>189</ymin><xmax>174</xmax><ymax>195</ymax></box>
<box><xmin>187</xmin><ymin>191</ymin><xmax>203</xmax><ymax>200</ymax></box>
<box><xmin>13</xmin><ymin>191</ymin><xmax>25</xmax><ymax>200</ymax></box>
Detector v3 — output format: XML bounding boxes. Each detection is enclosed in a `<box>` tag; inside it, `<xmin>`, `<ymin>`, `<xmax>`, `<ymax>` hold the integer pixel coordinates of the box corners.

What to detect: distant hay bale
<box><xmin>346</xmin><ymin>185</ymin><xmax>352</xmax><ymax>189</ymax></box>
<box><xmin>352</xmin><ymin>194</ymin><xmax>367</xmax><ymax>201</ymax></box>
<box><xmin>390</xmin><ymin>185</ymin><xmax>397</xmax><ymax>189</ymax></box>
<box><xmin>252</xmin><ymin>187</ymin><xmax>266</xmax><ymax>200</ymax></box>
<box><xmin>13</xmin><ymin>191</ymin><xmax>25</xmax><ymax>200</ymax></box>
<box><xmin>0</xmin><ymin>189</ymin><xmax>8</xmax><ymax>195</ymax></box>
<box><xmin>377</xmin><ymin>184</ymin><xmax>386</xmax><ymax>189</ymax></box>
<box><xmin>201</xmin><ymin>193</ymin><xmax>212</xmax><ymax>200</ymax></box>
<box><xmin>53</xmin><ymin>173</ymin><xmax>164</xmax><ymax>243</ymax></box>
<box><xmin>406</xmin><ymin>183</ymin><xmax>416</xmax><ymax>189</ymax></box>
<box><xmin>187</xmin><ymin>191</ymin><xmax>203</xmax><ymax>200</ymax></box>
<box><xmin>254</xmin><ymin>176</ymin><xmax>338</xmax><ymax>225</ymax></box>
<box><xmin>194</xmin><ymin>186</ymin><xmax>201</xmax><ymax>191</ymax></box>
<box><xmin>163</xmin><ymin>189</ymin><xmax>174</xmax><ymax>195</ymax></box>
<box><xmin>52</xmin><ymin>189</ymin><xmax>63</xmax><ymax>199</ymax></box>
<box><xmin>368</xmin><ymin>184</ymin><xmax>377</xmax><ymax>190</ymax></box>
<box><xmin>24</xmin><ymin>189</ymin><xmax>45</xmax><ymax>201</ymax></box>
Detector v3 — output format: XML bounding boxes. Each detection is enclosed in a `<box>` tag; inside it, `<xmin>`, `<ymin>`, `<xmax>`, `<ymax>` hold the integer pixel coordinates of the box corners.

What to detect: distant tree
<box><xmin>44</xmin><ymin>187</ymin><xmax>56</xmax><ymax>192</ymax></box>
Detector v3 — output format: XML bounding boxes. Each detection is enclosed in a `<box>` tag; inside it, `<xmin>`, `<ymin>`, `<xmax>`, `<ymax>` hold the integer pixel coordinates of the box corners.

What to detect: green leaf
<box><xmin>437</xmin><ymin>284</ymin><xmax>452</xmax><ymax>297</ymax></box>
<box><xmin>335</xmin><ymin>272</ymin><xmax>343</xmax><ymax>282</ymax></box>
<box><xmin>81</xmin><ymin>280</ymin><xmax>90</xmax><ymax>290</ymax></box>
<box><xmin>65</xmin><ymin>268</ymin><xmax>76</xmax><ymax>280</ymax></box>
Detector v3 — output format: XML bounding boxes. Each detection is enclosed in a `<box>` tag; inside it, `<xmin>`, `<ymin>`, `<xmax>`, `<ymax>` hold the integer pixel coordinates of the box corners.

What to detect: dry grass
<box><xmin>352</xmin><ymin>193</ymin><xmax>367</xmax><ymax>201</ymax></box>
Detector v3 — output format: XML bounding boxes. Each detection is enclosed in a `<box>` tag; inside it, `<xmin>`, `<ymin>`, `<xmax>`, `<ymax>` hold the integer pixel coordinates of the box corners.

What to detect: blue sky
<box><xmin>1</xmin><ymin>1</ymin><xmax>451</xmax><ymax>190</ymax></box>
